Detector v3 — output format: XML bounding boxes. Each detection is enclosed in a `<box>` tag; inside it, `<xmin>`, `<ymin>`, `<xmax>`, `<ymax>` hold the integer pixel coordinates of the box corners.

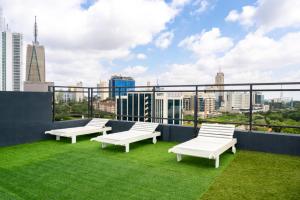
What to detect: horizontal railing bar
<box><xmin>50</xmin><ymin>81</ymin><xmax>300</xmax><ymax>90</ymax></box>
<box><xmin>115</xmin><ymin>115</ymin><xmax>300</xmax><ymax>129</ymax></box>
<box><xmin>52</xmin><ymin>88</ymin><xmax>300</xmax><ymax>93</ymax></box>
<box><xmin>116</xmin><ymin>114</ymin><xmax>194</xmax><ymax>122</ymax></box>
<box><xmin>53</xmin><ymin>91</ymin><xmax>90</xmax><ymax>93</ymax></box>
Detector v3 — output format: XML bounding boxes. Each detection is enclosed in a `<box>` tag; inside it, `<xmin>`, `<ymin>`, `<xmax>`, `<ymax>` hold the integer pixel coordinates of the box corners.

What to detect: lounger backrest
<box><xmin>130</xmin><ymin>122</ymin><xmax>159</xmax><ymax>133</ymax></box>
<box><xmin>198</xmin><ymin>123</ymin><xmax>235</xmax><ymax>139</ymax></box>
<box><xmin>86</xmin><ymin>118</ymin><xmax>109</xmax><ymax>128</ymax></box>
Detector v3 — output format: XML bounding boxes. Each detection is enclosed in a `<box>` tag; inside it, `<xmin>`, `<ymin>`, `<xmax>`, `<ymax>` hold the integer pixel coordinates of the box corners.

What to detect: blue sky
<box><xmin>113</xmin><ymin>0</ymin><xmax>256</xmax><ymax>76</ymax></box>
<box><xmin>1</xmin><ymin>0</ymin><xmax>300</xmax><ymax>87</ymax></box>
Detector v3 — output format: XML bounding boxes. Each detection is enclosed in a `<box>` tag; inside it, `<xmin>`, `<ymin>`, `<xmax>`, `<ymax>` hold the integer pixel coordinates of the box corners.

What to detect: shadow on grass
<box><xmin>50</xmin><ymin>132</ymin><xmax>103</xmax><ymax>144</ymax></box>
<box><xmin>98</xmin><ymin>139</ymin><xmax>156</xmax><ymax>153</ymax></box>
<box><xmin>179</xmin><ymin>153</ymin><xmax>234</xmax><ymax>169</ymax></box>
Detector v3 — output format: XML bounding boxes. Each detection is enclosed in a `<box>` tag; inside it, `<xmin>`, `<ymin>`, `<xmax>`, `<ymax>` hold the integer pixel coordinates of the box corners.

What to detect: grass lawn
<box><xmin>1</xmin><ymin>137</ymin><xmax>299</xmax><ymax>200</ymax></box>
<box><xmin>0</xmin><ymin>137</ymin><xmax>234</xmax><ymax>200</ymax></box>
<box><xmin>202</xmin><ymin>150</ymin><xmax>300</xmax><ymax>200</ymax></box>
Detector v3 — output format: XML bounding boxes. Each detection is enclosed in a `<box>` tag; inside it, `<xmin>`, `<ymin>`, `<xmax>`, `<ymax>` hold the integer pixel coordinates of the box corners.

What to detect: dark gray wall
<box><xmin>101</xmin><ymin>120</ymin><xmax>300</xmax><ymax>156</ymax></box>
<box><xmin>106</xmin><ymin>120</ymin><xmax>135</xmax><ymax>133</ymax></box>
<box><xmin>234</xmin><ymin>130</ymin><xmax>300</xmax><ymax>156</ymax></box>
<box><xmin>52</xmin><ymin>119</ymin><xmax>90</xmax><ymax>129</ymax></box>
<box><xmin>1</xmin><ymin>91</ymin><xmax>299</xmax><ymax>157</ymax></box>
<box><xmin>0</xmin><ymin>92</ymin><xmax>53</xmax><ymax>147</ymax></box>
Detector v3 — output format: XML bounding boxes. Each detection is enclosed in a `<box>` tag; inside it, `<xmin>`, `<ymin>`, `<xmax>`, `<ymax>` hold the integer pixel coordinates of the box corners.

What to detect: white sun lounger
<box><xmin>168</xmin><ymin>123</ymin><xmax>236</xmax><ymax>168</ymax></box>
<box><xmin>45</xmin><ymin>118</ymin><xmax>112</xmax><ymax>144</ymax></box>
<box><xmin>91</xmin><ymin>122</ymin><xmax>160</xmax><ymax>152</ymax></box>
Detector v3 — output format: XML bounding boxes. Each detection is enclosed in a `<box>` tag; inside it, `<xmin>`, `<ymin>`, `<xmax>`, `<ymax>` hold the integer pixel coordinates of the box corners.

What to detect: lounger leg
<box><xmin>101</xmin><ymin>143</ymin><xmax>107</xmax><ymax>149</ymax></box>
<box><xmin>232</xmin><ymin>145</ymin><xmax>236</xmax><ymax>154</ymax></box>
<box><xmin>153</xmin><ymin>136</ymin><xmax>157</xmax><ymax>144</ymax></box>
<box><xmin>177</xmin><ymin>154</ymin><xmax>182</xmax><ymax>162</ymax></box>
<box><xmin>56</xmin><ymin>135</ymin><xmax>60</xmax><ymax>141</ymax></box>
<box><xmin>125</xmin><ymin>144</ymin><xmax>130</xmax><ymax>153</ymax></box>
<box><xmin>215</xmin><ymin>156</ymin><xmax>219</xmax><ymax>168</ymax></box>
<box><xmin>103</xmin><ymin>130</ymin><xmax>107</xmax><ymax>135</ymax></box>
<box><xmin>71</xmin><ymin>136</ymin><xmax>76</xmax><ymax>144</ymax></box>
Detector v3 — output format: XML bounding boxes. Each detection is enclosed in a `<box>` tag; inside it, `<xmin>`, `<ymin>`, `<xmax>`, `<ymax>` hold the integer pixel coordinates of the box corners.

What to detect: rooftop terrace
<box><xmin>0</xmin><ymin>82</ymin><xmax>300</xmax><ymax>200</ymax></box>
<box><xmin>0</xmin><ymin>137</ymin><xmax>299</xmax><ymax>200</ymax></box>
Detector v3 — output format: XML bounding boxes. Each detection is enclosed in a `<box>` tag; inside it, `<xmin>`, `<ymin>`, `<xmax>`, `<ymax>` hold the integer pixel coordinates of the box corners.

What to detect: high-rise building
<box><xmin>97</xmin><ymin>80</ymin><xmax>109</xmax><ymax>100</ymax></box>
<box><xmin>24</xmin><ymin>16</ymin><xmax>53</xmax><ymax>92</ymax></box>
<box><xmin>215</xmin><ymin>71</ymin><xmax>224</xmax><ymax>102</ymax></box>
<box><xmin>254</xmin><ymin>92</ymin><xmax>264</xmax><ymax>105</ymax></box>
<box><xmin>116</xmin><ymin>92</ymin><xmax>183</xmax><ymax>125</ymax></box>
<box><xmin>0</xmin><ymin>9</ymin><xmax>23</xmax><ymax>91</ymax></box>
<box><xmin>182</xmin><ymin>92</ymin><xmax>216</xmax><ymax>118</ymax></box>
<box><xmin>224</xmin><ymin>92</ymin><xmax>264</xmax><ymax>112</ymax></box>
<box><xmin>25</xmin><ymin>17</ymin><xmax>45</xmax><ymax>82</ymax></box>
<box><xmin>109</xmin><ymin>75</ymin><xmax>135</xmax><ymax>99</ymax></box>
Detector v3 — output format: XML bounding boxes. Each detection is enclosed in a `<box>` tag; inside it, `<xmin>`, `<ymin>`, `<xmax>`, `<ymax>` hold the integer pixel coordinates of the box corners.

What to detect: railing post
<box><xmin>249</xmin><ymin>84</ymin><xmax>253</xmax><ymax>131</ymax></box>
<box><xmin>118</xmin><ymin>87</ymin><xmax>121</xmax><ymax>120</ymax></box>
<box><xmin>87</xmin><ymin>88</ymin><xmax>90</xmax><ymax>118</ymax></box>
<box><xmin>52</xmin><ymin>86</ymin><xmax>55</xmax><ymax>122</ymax></box>
<box><xmin>194</xmin><ymin>86</ymin><xmax>198</xmax><ymax>137</ymax></box>
<box><xmin>152</xmin><ymin>86</ymin><xmax>156</xmax><ymax>123</ymax></box>
<box><xmin>91</xmin><ymin>88</ymin><xmax>94</xmax><ymax>118</ymax></box>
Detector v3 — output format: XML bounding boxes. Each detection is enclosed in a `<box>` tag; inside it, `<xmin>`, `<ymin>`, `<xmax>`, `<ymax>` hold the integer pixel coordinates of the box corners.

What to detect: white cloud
<box><xmin>161</xmin><ymin>30</ymin><xmax>300</xmax><ymax>85</ymax></box>
<box><xmin>122</xmin><ymin>65</ymin><xmax>148</xmax><ymax>77</ymax></box>
<box><xmin>0</xmin><ymin>0</ymin><xmax>178</xmax><ymax>86</ymax></box>
<box><xmin>193</xmin><ymin>0</ymin><xmax>209</xmax><ymax>14</ymax></box>
<box><xmin>155</xmin><ymin>31</ymin><xmax>174</xmax><ymax>49</ymax></box>
<box><xmin>136</xmin><ymin>53</ymin><xmax>147</xmax><ymax>60</ymax></box>
<box><xmin>171</xmin><ymin>0</ymin><xmax>192</xmax><ymax>8</ymax></box>
<box><xmin>225</xmin><ymin>0</ymin><xmax>300</xmax><ymax>32</ymax></box>
<box><xmin>220</xmin><ymin>31</ymin><xmax>300</xmax><ymax>70</ymax></box>
<box><xmin>179</xmin><ymin>27</ymin><xmax>233</xmax><ymax>57</ymax></box>
<box><xmin>225</xmin><ymin>6</ymin><xmax>256</xmax><ymax>27</ymax></box>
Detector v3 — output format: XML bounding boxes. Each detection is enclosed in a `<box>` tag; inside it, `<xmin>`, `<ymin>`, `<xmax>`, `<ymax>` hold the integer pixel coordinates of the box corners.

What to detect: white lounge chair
<box><xmin>45</xmin><ymin>118</ymin><xmax>111</xmax><ymax>144</ymax></box>
<box><xmin>91</xmin><ymin>122</ymin><xmax>160</xmax><ymax>152</ymax></box>
<box><xmin>168</xmin><ymin>123</ymin><xmax>236</xmax><ymax>168</ymax></box>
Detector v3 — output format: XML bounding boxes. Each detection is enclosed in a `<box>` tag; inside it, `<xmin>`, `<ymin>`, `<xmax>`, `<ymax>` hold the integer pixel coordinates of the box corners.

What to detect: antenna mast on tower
<box><xmin>34</xmin><ymin>16</ymin><xmax>38</xmax><ymax>44</ymax></box>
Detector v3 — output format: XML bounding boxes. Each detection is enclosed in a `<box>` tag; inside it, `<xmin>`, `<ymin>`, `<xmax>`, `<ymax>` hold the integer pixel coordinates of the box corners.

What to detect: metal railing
<box><xmin>49</xmin><ymin>82</ymin><xmax>300</xmax><ymax>133</ymax></box>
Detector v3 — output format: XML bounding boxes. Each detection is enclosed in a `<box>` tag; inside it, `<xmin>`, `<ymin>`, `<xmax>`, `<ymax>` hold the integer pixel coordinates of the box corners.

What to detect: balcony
<box><xmin>0</xmin><ymin>82</ymin><xmax>300</xmax><ymax>199</ymax></box>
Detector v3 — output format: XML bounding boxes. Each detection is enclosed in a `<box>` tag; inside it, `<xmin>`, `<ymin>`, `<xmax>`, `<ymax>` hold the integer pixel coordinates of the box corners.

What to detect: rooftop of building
<box><xmin>110</xmin><ymin>75</ymin><xmax>135</xmax><ymax>80</ymax></box>
<box><xmin>1</xmin><ymin>137</ymin><xmax>299</xmax><ymax>200</ymax></box>
<box><xmin>1</xmin><ymin>82</ymin><xmax>300</xmax><ymax>199</ymax></box>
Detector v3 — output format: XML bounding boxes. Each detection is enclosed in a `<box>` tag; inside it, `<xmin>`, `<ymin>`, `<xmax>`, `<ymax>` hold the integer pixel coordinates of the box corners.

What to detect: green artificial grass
<box><xmin>201</xmin><ymin>151</ymin><xmax>300</xmax><ymax>200</ymax></box>
<box><xmin>0</xmin><ymin>137</ymin><xmax>234</xmax><ymax>200</ymax></box>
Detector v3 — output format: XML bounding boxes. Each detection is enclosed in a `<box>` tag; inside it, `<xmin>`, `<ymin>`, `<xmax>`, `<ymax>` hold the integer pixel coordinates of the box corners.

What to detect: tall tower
<box><xmin>0</xmin><ymin>7</ymin><xmax>23</xmax><ymax>91</ymax></box>
<box><xmin>215</xmin><ymin>70</ymin><xmax>224</xmax><ymax>102</ymax></box>
<box><xmin>25</xmin><ymin>16</ymin><xmax>45</xmax><ymax>82</ymax></box>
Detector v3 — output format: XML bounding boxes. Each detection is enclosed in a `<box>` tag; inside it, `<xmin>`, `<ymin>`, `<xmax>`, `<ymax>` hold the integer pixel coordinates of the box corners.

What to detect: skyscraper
<box><xmin>0</xmin><ymin>9</ymin><xmax>23</xmax><ymax>91</ymax></box>
<box><xmin>109</xmin><ymin>75</ymin><xmax>135</xmax><ymax>99</ymax></box>
<box><xmin>24</xmin><ymin>17</ymin><xmax>53</xmax><ymax>92</ymax></box>
<box><xmin>215</xmin><ymin>71</ymin><xmax>224</xmax><ymax>90</ymax></box>
<box><xmin>116</xmin><ymin>92</ymin><xmax>183</xmax><ymax>125</ymax></box>
<box><xmin>25</xmin><ymin>16</ymin><xmax>45</xmax><ymax>82</ymax></box>
<box><xmin>215</xmin><ymin>71</ymin><xmax>224</xmax><ymax>102</ymax></box>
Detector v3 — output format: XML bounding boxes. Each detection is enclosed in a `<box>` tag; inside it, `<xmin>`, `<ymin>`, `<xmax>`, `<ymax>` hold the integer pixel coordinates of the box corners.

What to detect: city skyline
<box><xmin>0</xmin><ymin>0</ymin><xmax>299</xmax><ymax>87</ymax></box>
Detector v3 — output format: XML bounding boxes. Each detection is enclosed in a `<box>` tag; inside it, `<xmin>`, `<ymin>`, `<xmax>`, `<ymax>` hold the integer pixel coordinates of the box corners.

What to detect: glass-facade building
<box><xmin>109</xmin><ymin>76</ymin><xmax>135</xmax><ymax>99</ymax></box>
<box><xmin>1</xmin><ymin>31</ymin><xmax>23</xmax><ymax>91</ymax></box>
<box><xmin>116</xmin><ymin>92</ymin><xmax>183</xmax><ymax>125</ymax></box>
<box><xmin>255</xmin><ymin>92</ymin><xmax>264</xmax><ymax>105</ymax></box>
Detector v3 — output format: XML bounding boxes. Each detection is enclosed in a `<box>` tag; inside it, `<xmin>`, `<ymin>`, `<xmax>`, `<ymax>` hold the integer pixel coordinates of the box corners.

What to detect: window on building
<box><xmin>168</xmin><ymin>100</ymin><xmax>173</xmax><ymax>124</ymax></box>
